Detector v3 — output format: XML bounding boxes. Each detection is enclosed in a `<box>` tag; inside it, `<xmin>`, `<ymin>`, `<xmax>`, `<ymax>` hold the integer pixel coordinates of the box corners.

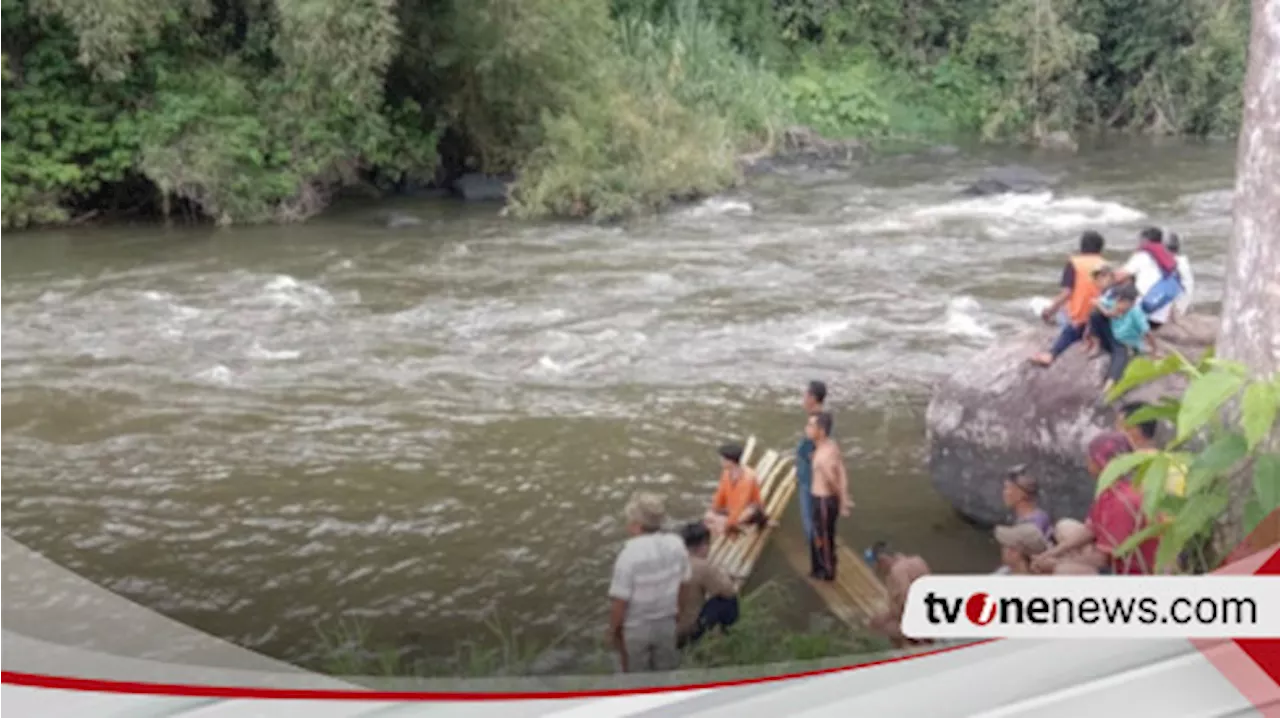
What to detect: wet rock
<box><xmin>779</xmin><ymin>125</ymin><xmax>865</xmax><ymax>162</ymax></box>
<box><xmin>1038</xmin><ymin>130</ymin><xmax>1078</xmax><ymax>153</ymax></box>
<box><xmin>452</xmin><ymin>173</ymin><xmax>511</xmax><ymax>202</ymax></box>
<box><xmin>384</xmin><ymin>212</ymin><xmax>422</xmax><ymax>229</ymax></box>
<box><xmin>926</xmin><ymin>314</ymin><xmax>1218</xmax><ymax>527</ymax></box>
<box><xmin>962</xmin><ymin>165</ymin><xmax>1056</xmax><ymax>196</ymax></box>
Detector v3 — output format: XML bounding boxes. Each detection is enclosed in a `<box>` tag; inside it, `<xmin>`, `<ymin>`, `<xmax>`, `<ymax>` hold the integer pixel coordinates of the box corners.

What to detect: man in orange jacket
<box><xmin>1030</xmin><ymin>230</ymin><xmax>1107</xmax><ymax>366</ymax></box>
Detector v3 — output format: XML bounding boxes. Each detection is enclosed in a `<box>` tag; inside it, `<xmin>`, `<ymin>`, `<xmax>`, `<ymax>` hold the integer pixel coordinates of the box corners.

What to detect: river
<box><xmin>0</xmin><ymin>139</ymin><xmax>1236</xmax><ymax>670</ymax></box>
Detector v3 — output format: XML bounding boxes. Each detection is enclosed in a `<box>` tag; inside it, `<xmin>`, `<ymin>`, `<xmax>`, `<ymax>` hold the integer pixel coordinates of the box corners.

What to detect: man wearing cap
<box><xmin>1031</xmin><ymin>432</ymin><xmax>1160</xmax><ymax>575</ymax></box>
<box><xmin>608</xmin><ymin>492</ymin><xmax>691</xmax><ymax>673</ymax></box>
<box><xmin>703</xmin><ymin>443</ymin><xmax>767</xmax><ymax>537</ymax></box>
<box><xmin>1002</xmin><ymin>466</ymin><xmax>1053</xmax><ymax>542</ymax></box>
<box><xmin>866</xmin><ymin>542</ymin><xmax>932</xmax><ymax>648</ymax></box>
<box><xmin>994</xmin><ymin>523</ymin><xmax>1050</xmax><ymax>575</ymax></box>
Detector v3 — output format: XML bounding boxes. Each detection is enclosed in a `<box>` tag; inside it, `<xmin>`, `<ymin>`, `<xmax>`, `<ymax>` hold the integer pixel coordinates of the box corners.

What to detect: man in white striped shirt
<box><xmin>608</xmin><ymin>492</ymin><xmax>692</xmax><ymax>673</ymax></box>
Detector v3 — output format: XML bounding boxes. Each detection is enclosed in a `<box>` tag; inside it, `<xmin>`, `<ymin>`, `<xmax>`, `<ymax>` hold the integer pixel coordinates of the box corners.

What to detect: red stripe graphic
<box><xmin>1</xmin><ymin>640</ymin><xmax>991</xmax><ymax>701</ymax></box>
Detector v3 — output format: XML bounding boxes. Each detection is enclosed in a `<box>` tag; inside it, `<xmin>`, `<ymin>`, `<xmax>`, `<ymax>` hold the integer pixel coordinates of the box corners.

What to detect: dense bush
<box><xmin>1</xmin><ymin>0</ymin><xmax>1251</xmax><ymax>229</ymax></box>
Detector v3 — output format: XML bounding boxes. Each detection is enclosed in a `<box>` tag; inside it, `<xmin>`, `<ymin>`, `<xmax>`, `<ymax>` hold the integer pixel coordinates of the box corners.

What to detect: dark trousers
<box><xmin>679</xmin><ymin>596</ymin><xmax>740</xmax><ymax>648</ymax></box>
<box><xmin>809</xmin><ymin>495</ymin><xmax>840</xmax><ymax>580</ymax></box>
<box><xmin>1088</xmin><ymin>309</ymin><xmax>1132</xmax><ymax>382</ymax></box>
<box><xmin>1048</xmin><ymin>321</ymin><xmax>1086</xmax><ymax>358</ymax></box>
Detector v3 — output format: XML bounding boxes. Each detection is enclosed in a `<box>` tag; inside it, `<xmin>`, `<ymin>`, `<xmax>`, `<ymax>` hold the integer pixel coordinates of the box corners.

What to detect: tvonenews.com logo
<box><xmin>899</xmin><ymin>576</ymin><xmax>1280</xmax><ymax>639</ymax></box>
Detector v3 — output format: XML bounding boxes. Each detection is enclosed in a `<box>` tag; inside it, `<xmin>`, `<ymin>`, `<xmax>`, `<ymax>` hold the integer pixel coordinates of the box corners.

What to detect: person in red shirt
<box><xmin>1032</xmin><ymin>432</ymin><xmax>1159</xmax><ymax>575</ymax></box>
<box><xmin>703</xmin><ymin>444</ymin><xmax>767</xmax><ymax>537</ymax></box>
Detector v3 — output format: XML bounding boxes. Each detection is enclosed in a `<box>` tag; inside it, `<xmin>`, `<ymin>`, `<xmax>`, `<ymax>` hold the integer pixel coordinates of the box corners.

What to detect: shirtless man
<box><xmin>865</xmin><ymin>542</ymin><xmax>933</xmax><ymax>648</ymax></box>
<box><xmin>807</xmin><ymin>412</ymin><xmax>852</xmax><ymax>581</ymax></box>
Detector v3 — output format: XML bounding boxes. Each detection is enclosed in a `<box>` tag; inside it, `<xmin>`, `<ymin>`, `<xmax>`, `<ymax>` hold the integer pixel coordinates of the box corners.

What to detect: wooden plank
<box><xmin>777</xmin><ymin>532</ymin><xmax>889</xmax><ymax>628</ymax></box>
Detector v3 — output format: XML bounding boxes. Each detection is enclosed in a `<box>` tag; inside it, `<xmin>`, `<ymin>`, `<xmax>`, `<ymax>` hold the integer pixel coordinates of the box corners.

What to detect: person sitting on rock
<box><xmin>1080</xmin><ymin>264</ymin><xmax>1118</xmax><ymax>356</ymax></box>
<box><xmin>1089</xmin><ymin>283</ymin><xmax>1159</xmax><ymax>393</ymax></box>
<box><xmin>865</xmin><ymin>542</ymin><xmax>933</xmax><ymax>648</ymax></box>
<box><xmin>1032</xmin><ymin>433</ymin><xmax>1159</xmax><ymax>575</ymax></box>
<box><xmin>1030</xmin><ymin>230</ymin><xmax>1107</xmax><ymax>367</ymax></box>
<box><xmin>1113</xmin><ymin>226</ymin><xmax>1181</xmax><ymax>333</ymax></box>
<box><xmin>703</xmin><ymin>443</ymin><xmax>767</xmax><ymax>537</ymax></box>
<box><xmin>1166</xmin><ymin>232</ymin><xmax>1196</xmax><ymax>321</ymax></box>
<box><xmin>994</xmin><ymin>522</ymin><xmax>1050</xmax><ymax>574</ymax></box>
<box><xmin>1002</xmin><ymin>465</ymin><xmax>1053</xmax><ymax>541</ymax></box>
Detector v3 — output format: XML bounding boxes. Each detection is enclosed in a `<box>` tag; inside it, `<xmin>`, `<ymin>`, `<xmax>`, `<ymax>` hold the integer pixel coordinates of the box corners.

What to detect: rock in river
<box><xmin>926</xmin><ymin>314</ymin><xmax>1218</xmax><ymax>527</ymax></box>
<box><xmin>452</xmin><ymin>173</ymin><xmax>511</xmax><ymax>202</ymax></box>
<box><xmin>962</xmin><ymin>165</ymin><xmax>1056</xmax><ymax>196</ymax></box>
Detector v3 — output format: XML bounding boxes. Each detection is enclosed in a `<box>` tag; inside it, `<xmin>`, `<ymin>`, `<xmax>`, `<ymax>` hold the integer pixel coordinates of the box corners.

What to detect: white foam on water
<box><xmin>913</xmin><ymin>192</ymin><xmax>1147</xmax><ymax>229</ymax></box>
<box><xmin>261</xmin><ymin>274</ymin><xmax>336</xmax><ymax>309</ymax></box>
<box><xmin>248</xmin><ymin>343</ymin><xmax>302</xmax><ymax>361</ymax></box>
<box><xmin>197</xmin><ymin>364</ymin><xmax>234</xmax><ymax>384</ymax></box>
<box><xmin>941</xmin><ymin>296</ymin><xmax>995</xmax><ymax>340</ymax></box>
<box><xmin>795</xmin><ymin>319</ymin><xmax>852</xmax><ymax>353</ymax></box>
<box><xmin>681</xmin><ymin>197</ymin><xmax>753</xmax><ymax>218</ymax></box>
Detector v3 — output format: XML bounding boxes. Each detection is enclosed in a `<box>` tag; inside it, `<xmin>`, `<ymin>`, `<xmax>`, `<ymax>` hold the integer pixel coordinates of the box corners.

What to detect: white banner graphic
<box><xmin>901</xmin><ymin>576</ymin><xmax>1280</xmax><ymax>639</ymax></box>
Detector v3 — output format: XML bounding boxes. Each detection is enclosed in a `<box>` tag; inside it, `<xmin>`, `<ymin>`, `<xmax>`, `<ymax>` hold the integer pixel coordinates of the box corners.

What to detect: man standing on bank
<box><xmin>807</xmin><ymin>411</ymin><xmax>853</xmax><ymax>581</ymax></box>
<box><xmin>795</xmin><ymin>380</ymin><xmax>828</xmax><ymax>544</ymax></box>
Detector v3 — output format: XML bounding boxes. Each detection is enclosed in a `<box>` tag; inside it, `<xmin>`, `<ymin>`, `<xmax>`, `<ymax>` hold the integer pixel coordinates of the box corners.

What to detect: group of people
<box><xmin>990</xmin><ymin>401</ymin><xmax>1172</xmax><ymax>577</ymax></box>
<box><xmin>1029</xmin><ymin>226</ymin><xmax>1196</xmax><ymax>393</ymax></box>
<box><xmin>605</xmin><ymin>379</ymin><xmax>909</xmax><ymax>672</ymax></box>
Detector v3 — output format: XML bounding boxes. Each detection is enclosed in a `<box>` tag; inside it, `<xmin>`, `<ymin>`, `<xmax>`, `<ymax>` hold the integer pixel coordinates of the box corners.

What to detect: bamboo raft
<box><xmin>705</xmin><ymin>435</ymin><xmax>798</xmax><ymax>589</ymax></box>
<box><xmin>778</xmin><ymin>533</ymin><xmax>890</xmax><ymax>628</ymax></box>
<box><xmin>704</xmin><ymin>435</ymin><xmax>890</xmax><ymax>628</ymax></box>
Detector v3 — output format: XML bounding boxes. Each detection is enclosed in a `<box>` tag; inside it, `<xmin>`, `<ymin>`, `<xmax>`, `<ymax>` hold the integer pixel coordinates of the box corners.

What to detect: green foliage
<box><xmin>1</xmin><ymin>0</ymin><xmax>1255</xmax><ymax>228</ymax></box>
<box><xmin>783</xmin><ymin>60</ymin><xmax>891</xmax><ymax>139</ymax></box>
<box><xmin>1102</xmin><ymin>353</ymin><xmax>1280</xmax><ymax>572</ymax></box>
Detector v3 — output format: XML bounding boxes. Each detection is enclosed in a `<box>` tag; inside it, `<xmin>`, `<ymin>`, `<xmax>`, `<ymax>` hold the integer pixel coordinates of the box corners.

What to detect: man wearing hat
<box><xmin>1002</xmin><ymin>465</ymin><xmax>1052</xmax><ymax>542</ymax></box>
<box><xmin>608</xmin><ymin>491</ymin><xmax>691</xmax><ymax>673</ymax></box>
<box><xmin>1032</xmin><ymin>432</ymin><xmax>1160</xmax><ymax>575</ymax></box>
<box><xmin>703</xmin><ymin>443</ymin><xmax>767</xmax><ymax>537</ymax></box>
<box><xmin>994</xmin><ymin>523</ymin><xmax>1050</xmax><ymax>575</ymax></box>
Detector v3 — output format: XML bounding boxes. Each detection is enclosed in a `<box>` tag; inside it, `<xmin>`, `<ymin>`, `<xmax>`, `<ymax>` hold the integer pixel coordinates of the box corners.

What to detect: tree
<box><xmin>1213</xmin><ymin>0</ymin><xmax>1280</xmax><ymax>557</ymax></box>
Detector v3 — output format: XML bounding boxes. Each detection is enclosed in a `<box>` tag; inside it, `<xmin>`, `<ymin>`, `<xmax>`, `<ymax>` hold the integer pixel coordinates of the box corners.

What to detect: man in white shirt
<box><xmin>1167</xmin><ymin>232</ymin><xmax>1195</xmax><ymax>318</ymax></box>
<box><xmin>1115</xmin><ymin>226</ymin><xmax>1180</xmax><ymax>330</ymax></box>
<box><xmin>607</xmin><ymin>492</ymin><xmax>691</xmax><ymax>673</ymax></box>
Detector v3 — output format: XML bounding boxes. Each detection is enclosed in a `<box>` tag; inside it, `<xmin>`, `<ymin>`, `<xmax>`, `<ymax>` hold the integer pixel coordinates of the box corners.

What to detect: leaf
<box><xmin>1106</xmin><ymin>354</ymin><xmax>1183</xmax><ymax>401</ymax></box>
<box><xmin>1243</xmin><ymin>498</ymin><xmax>1265</xmax><ymax>538</ymax></box>
<box><xmin>1096</xmin><ymin>451</ymin><xmax>1156</xmax><ymax>496</ymax></box>
<box><xmin>1240</xmin><ymin>381</ymin><xmax>1279</xmax><ymax>451</ymax></box>
<box><xmin>1254</xmin><ymin>453</ymin><xmax>1280</xmax><ymax>516</ymax></box>
<box><xmin>1126</xmin><ymin>398</ymin><xmax>1181</xmax><ymax>426</ymax></box>
<box><xmin>1185</xmin><ymin>433</ymin><xmax>1249</xmax><ymax>495</ymax></box>
<box><xmin>1160</xmin><ymin>489</ymin><xmax>1228</xmax><ymax>572</ymax></box>
<box><xmin>1194</xmin><ymin>345</ymin><xmax>1217</xmax><ymax>374</ymax></box>
<box><xmin>1114</xmin><ymin>521</ymin><xmax>1166</xmax><ymax>560</ymax></box>
<box><xmin>1176</xmin><ymin>370</ymin><xmax>1246</xmax><ymax>443</ymax></box>
<box><xmin>1140</xmin><ymin>454</ymin><xmax>1170</xmax><ymax>518</ymax></box>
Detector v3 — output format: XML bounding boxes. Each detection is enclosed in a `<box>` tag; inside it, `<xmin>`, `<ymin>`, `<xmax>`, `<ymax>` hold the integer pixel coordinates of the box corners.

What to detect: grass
<box><xmin>311</xmin><ymin>579</ymin><xmax>891</xmax><ymax>680</ymax></box>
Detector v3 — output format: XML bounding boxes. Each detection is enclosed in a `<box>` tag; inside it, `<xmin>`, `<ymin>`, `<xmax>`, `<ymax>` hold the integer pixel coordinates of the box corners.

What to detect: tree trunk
<box><xmin>1212</xmin><ymin>0</ymin><xmax>1280</xmax><ymax>558</ymax></box>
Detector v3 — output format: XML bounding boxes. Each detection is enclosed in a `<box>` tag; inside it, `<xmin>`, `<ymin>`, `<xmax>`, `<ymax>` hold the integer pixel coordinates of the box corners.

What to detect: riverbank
<box><xmin>314</xmin><ymin>581</ymin><xmax>891</xmax><ymax>678</ymax></box>
<box><xmin>2</xmin><ymin>0</ymin><xmax>1247</xmax><ymax>230</ymax></box>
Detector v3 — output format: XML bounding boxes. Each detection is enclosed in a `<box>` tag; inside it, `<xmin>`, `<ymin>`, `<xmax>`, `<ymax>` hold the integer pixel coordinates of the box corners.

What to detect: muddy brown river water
<box><xmin>1</xmin><ymin>139</ymin><xmax>1236</xmax><ymax>668</ymax></box>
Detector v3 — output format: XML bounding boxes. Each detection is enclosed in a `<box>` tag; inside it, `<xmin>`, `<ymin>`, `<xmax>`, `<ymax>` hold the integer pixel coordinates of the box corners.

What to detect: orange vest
<box><xmin>1065</xmin><ymin>254</ymin><xmax>1105</xmax><ymax>325</ymax></box>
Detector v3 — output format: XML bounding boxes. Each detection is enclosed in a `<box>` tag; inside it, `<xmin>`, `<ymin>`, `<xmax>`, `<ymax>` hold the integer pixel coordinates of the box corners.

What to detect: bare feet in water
<box><xmin>1028</xmin><ymin>352</ymin><xmax>1053</xmax><ymax>367</ymax></box>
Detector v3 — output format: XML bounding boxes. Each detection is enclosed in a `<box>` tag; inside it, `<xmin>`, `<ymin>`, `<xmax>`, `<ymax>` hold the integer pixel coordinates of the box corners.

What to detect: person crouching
<box><xmin>676</xmin><ymin>521</ymin><xmax>739</xmax><ymax>648</ymax></box>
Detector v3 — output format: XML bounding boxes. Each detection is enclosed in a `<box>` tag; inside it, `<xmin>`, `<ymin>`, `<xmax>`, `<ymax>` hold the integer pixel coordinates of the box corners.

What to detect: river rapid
<box><xmin>1</xmin><ymin>139</ymin><xmax>1236</xmax><ymax>669</ymax></box>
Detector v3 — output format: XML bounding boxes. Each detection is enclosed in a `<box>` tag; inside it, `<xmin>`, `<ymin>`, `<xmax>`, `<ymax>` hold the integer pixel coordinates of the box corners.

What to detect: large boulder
<box><xmin>926</xmin><ymin>314</ymin><xmax>1219</xmax><ymax>527</ymax></box>
<box><xmin>962</xmin><ymin>165</ymin><xmax>1056</xmax><ymax>196</ymax></box>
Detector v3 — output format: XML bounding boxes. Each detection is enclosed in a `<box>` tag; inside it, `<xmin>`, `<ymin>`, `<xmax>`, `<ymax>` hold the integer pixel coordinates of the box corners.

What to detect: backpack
<box><xmin>1139</xmin><ymin>252</ymin><xmax>1184</xmax><ymax>315</ymax></box>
